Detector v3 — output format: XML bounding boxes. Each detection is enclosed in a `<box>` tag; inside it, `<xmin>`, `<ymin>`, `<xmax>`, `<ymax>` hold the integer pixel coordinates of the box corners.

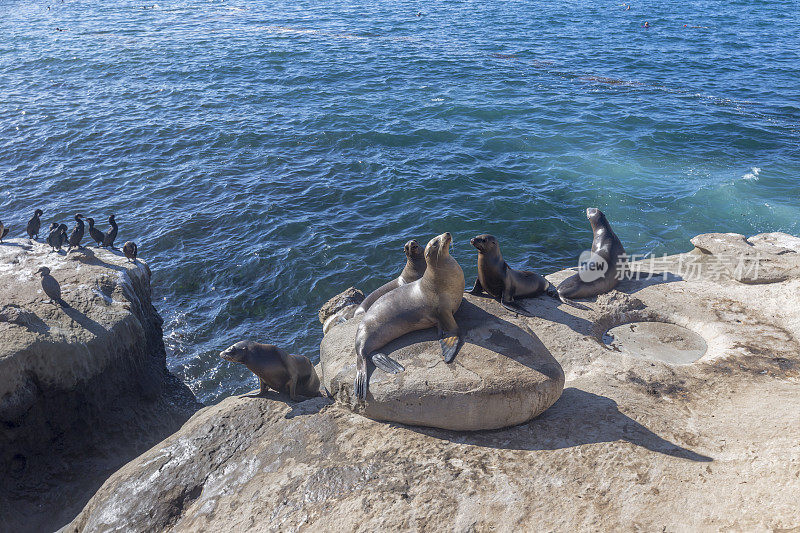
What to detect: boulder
<box><xmin>317</xmin><ymin>286</ymin><xmax>364</xmax><ymax>324</ymax></box>
<box><xmin>319</xmin><ymin>295</ymin><xmax>565</xmax><ymax>430</ymax></box>
<box><xmin>0</xmin><ymin>239</ymin><xmax>200</xmax><ymax>532</ymax></box>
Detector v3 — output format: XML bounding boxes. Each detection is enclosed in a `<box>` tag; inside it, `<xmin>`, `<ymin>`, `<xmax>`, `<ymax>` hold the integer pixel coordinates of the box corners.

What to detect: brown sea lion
<box><xmin>354</xmin><ymin>239</ymin><xmax>426</xmax><ymax>316</ymax></box>
<box><xmin>557</xmin><ymin>208</ymin><xmax>626</xmax><ymax>302</ymax></box>
<box><xmin>354</xmin><ymin>232</ymin><xmax>465</xmax><ymax>401</ymax></box>
<box><xmin>220</xmin><ymin>341</ymin><xmax>321</xmax><ymax>400</ymax></box>
<box><xmin>466</xmin><ymin>234</ymin><xmax>549</xmax><ymax>315</ymax></box>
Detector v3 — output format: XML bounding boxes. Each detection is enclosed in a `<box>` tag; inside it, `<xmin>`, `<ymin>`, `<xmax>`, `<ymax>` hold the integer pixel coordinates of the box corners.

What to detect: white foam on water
<box><xmin>742</xmin><ymin>166</ymin><xmax>761</xmax><ymax>180</ymax></box>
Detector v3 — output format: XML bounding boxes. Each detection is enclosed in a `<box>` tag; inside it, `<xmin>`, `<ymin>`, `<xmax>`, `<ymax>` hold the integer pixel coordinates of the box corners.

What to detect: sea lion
<box><xmin>354</xmin><ymin>232</ymin><xmax>465</xmax><ymax>401</ymax></box>
<box><xmin>122</xmin><ymin>241</ymin><xmax>138</xmax><ymax>262</ymax></box>
<box><xmin>102</xmin><ymin>214</ymin><xmax>118</xmax><ymax>248</ymax></box>
<box><xmin>87</xmin><ymin>217</ymin><xmax>105</xmax><ymax>247</ymax></box>
<box><xmin>26</xmin><ymin>209</ymin><xmax>43</xmax><ymax>240</ymax></box>
<box><xmin>36</xmin><ymin>267</ymin><xmax>67</xmax><ymax>307</ymax></box>
<box><xmin>557</xmin><ymin>208</ymin><xmax>626</xmax><ymax>301</ymax></box>
<box><xmin>67</xmin><ymin>214</ymin><xmax>85</xmax><ymax>251</ymax></box>
<box><xmin>354</xmin><ymin>239</ymin><xmax>426</xmax><ymax>316</ymax></box>
<box><xmin>466</xmin><ymin>234</ymin><xmax>549</xmax><ymax>315</ymax></box>
<box><xmin>0</xmin><ymin>221</ymin><xmax>9</xmax><ymax>243</ymax></box>
<box><xmin>219</xmin><ymin>341</ymin><xmax>321</xmax><ymax>400</ymax></box>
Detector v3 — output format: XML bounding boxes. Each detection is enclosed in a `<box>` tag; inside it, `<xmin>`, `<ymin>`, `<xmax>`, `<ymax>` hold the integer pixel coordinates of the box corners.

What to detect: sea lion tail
<box><xmin>546</xmin><ymin>282</ymin><xmax>590</xmax><ymax>311</ymax></box>
<box><xmin>371</xmin><ymin>353</ymin><xmax>405</xmax><ymax>374</ymax></box>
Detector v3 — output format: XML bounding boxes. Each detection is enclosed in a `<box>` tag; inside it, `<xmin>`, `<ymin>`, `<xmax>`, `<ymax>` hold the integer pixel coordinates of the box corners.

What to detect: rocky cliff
<box><xmin>64</xmin><ymin>232</ymin><xmax>800</xmax><ymax>532</ymax></box>
<box><xmin>0</xmin><ymin>239</ymin><xmax>200</xmax><ymax>533</ymax></box>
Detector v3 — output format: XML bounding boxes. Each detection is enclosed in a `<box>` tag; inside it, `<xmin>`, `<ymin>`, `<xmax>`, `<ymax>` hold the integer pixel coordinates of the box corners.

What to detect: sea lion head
<box><xmin>404</xmin><ymin>239</ymin><xmax>423</xmax><ymax>260</ymax></box>
<box><xmin>219</xmin><ymin>340</ymin><xmax>255</xmax><ymax>363</ymax></box>
<box><xmin>586</xmin><ymin>208</ymin><xmax>607</xmax><ymax>228</ymax></box>
<box><xmin>470</xmin><ymin>234</ymin><xmax>498</xmax><ymax>254</ymax></box>
<box><xmin>425</xmin><ymin>232</ymin><xmax>453</xmax><ymax>267</ymax></box>
<box><xmin>36</xmin><ymin>267</ymin><xmax>50</xmax><ymax>276</ymax></box>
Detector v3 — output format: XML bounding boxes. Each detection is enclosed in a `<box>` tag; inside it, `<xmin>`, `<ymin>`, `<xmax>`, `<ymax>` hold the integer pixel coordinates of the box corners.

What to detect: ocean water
<box><xmin>1</xmin><ymin>0</ymin><xmax>798</xmax><ymax>403</ymax></box>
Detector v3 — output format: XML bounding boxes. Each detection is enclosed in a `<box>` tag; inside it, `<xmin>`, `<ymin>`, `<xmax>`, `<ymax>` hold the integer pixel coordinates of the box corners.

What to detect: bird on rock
<box><xmin>36</xmin><ymin>266</ymin><xmax>67</xmax><ymax>307</ymax></box>
<box><xmin>122</xmin><ymin>241</ymin><xmax>138</xmax><ymax>263</ymax></box>
<box><xmin>27</xmin><ymin>209</ymin><xmax>43</xmax><ymax>240</ymax></box>
<box><xmin>46</xmin><ymin>223</ymin><xmax>59</xmax><ymax>251</ymax></box>
<box><xmin>87</xmin><ymin>217</ymin><xmax>105</xmax><ymax>247</ymax></box>
<box><xmin>67</xmin><ymin>214</ymin><xmax>85</xmax><ymax>252</ymax></box>
<box><xmin>102</xmin><ymin>214</ymin><xmax>118</xmax><ymax>249</ymax></box>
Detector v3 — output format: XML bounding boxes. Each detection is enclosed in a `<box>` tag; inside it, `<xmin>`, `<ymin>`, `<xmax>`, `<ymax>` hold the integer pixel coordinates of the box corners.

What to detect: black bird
<box><xmin>56</xmin><ymin>224</ymin><xmax>69</xmax><ymax>251</ymax></box>
<box><xmin>26</xmin><ymin>209</ymin><xmax>44</xmax><ymax>240</ymax></box>
<box><xmin>102</xmin><ymin>214</ymin><xmax>118</xmax><ymax>249</ymax></box>
<box><xmin>36</xmin><ymin>266</ymin><xmax>67</xmax><ymax>307</ymax></box>
<box><xmin>122</xmin><ymin>241</ymin><xmax>138</xmax><ymax>263</ymax></box>
<box><xmin>0</xmin><ymin>220</ymin><xmax>9</xmax><ymax>243</ymax></box>
<box><xmin>87</xmin><ymin>217</ymin><xmax>105</xmax><ymax>247</ymax></box>
<box><xmin>67</xmin><ymin>214</ymin><xmax>85</xmax><ymax>252</ymax></box>
<box><xmin>46</xmin><ymin>223</ymin><xmax>59</xmax><ymax>251</ymax></box>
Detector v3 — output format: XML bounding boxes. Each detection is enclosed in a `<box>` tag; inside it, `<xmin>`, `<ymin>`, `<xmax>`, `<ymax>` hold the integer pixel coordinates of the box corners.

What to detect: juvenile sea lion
<box><xmin>219</xmin><ymin>341</ymin><xmax>321</xmax><ymax>400</ymax></box>
<box><xmin>557</xmin><ymin>208</ymin><xmax>626</xmax><ymax>301</ymax></box>
<box><xmin>122</xmin><ymin>241</ymin><xmax>138</xmax><ymax>262</ymax></box>
<box><xmin>0</xmin><ymin>221</ymin><xmax>9</xmax><ymax>243</ymax></box>
<box><xmin>67</xmin><ymin>214</ymin><xmax>85</xmax><ymax>252</ymax></box>
<box><xmin>102</xmin><ymin>214</ymin><xmax>118</xmax><ymax>248</ymax></box>
<box><xmin>26</xmin><ymin>209</ymin><xmax>43</xmax><ymax>240</ymax></box>
<box><xmin>87</xmin><ymin>217</ymin><xmax>105</xmax><ymax>247</ymax></box>
<box><xmin>36</xmin><ymin>267</ymin><xmax>67</xmax><ymax>307</ymax></box>
<box><xmin>354</xmin><ymin>239</ymin><xmax>426</xmax><ymax>316</ymax></box>
<box><xmin>354</xmin><ymin>232</ymin><xmax>465</xmax><ymax>401</ymax></box>
<box><xmin>466</xmin><ymin>234</ymin><xmax>549</xmax><ymax>315</ymax></box>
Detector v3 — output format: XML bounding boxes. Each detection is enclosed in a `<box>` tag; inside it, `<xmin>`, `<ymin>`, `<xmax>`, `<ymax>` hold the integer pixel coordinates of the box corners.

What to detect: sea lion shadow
<box><xmin>515</xmin><ymin>295</ymin><xmax>595</xmax><ymax>336</ymax></box>
<box><xmin>376</xmin><ymin>299</ymin><xmax>562</xmax><ymax>380</ymax></box>
<box><xmin>616</xmin><ymin>272</ymin><xmax>684</xmax><ymax>295</ymax></box>
<box><xmin>413</xmin><ymin>387</ymin><xmax>712</xmax><ymax>462</ymax></box>
<box><xmin>239</xmin><ymin>389</ymin><xmax>333</xmax><ymax>418</ymax></box>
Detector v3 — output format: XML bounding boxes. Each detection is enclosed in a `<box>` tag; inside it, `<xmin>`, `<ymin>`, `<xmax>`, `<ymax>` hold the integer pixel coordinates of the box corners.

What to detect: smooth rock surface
<box><xmin>320</xmin><ymin>295</ymin><xmax>565</xmax><ymax>430</ymax></box>
<box><xmin>0</xmin><ymin>239</ymin><xmax>200</xmax><ymax>533</ymax></box>
<box><xmin>66</xmin><ymin>233</ymin><xmax>800</xmax><ymax>532</ymax></box>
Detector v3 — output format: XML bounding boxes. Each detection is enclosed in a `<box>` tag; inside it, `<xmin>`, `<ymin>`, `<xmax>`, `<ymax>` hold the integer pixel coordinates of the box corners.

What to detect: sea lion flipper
<box><xmin>465</xmin><ymin>278</ymin><xmax>483</xmax><ymax>295</ymax></box>
<box><xmin>501</xmin><ymin>291</ymin><xmax>533</xmax><ymax>317</ymax></box>
<box><xmin>437</xmin><ymin>312</ymin><xmax>462</xmax><ymax>363</ymax></box>
<box><xmin>372</xmin><ymin>353</ymin><xmax>404</xmax><ymax>374</ymax></box>
<box><xmin>354</xmin><ymin>370</ymin><xmax>367</xmax><ymax>401</ymax></box>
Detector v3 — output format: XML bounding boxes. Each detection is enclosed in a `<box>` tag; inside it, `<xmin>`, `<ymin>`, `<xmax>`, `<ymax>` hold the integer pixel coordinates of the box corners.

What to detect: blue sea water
<box><xmin>1</xmin><ymin>0</ymin><xmax>798</xmax><ymax>402</ymax></box>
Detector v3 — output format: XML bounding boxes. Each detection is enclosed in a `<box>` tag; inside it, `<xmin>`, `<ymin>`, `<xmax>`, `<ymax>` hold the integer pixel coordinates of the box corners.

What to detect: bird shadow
<box><xmin>0</xmin><ymin>242</ymin><xmax>33</xmax><ymax>250</ymax></box>
<box><xmin>62</xmin><ymin>306</ymin><xmax>107</xmax><ymax>337</ymax></box>
<box><xmin>66</xmin><ymin>247</ymin><xmax>127</xmax><ymax>272</ymax></box>
<box><xmin>411</xmin><ymin>387</ymin><xmax>712</xmax><ymax>462</ymax></box>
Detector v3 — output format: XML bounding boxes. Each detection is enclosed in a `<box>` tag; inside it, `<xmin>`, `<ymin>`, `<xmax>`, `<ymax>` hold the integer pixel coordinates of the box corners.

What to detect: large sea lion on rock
<box><xmin>220</xmin><ymin>341</ymin><xmax>320</xmax><ymax>400</ymax></box>
<box><xmin>354</xmin><ymin>232</ymin><xmax>465</xmax><ymax>401</ymax></box>
<box><xmin>557</xmin><ymin>208</ymin><xmax>626</xmax><ymax>302</ymax></box>
<box><xmin>467</xmin><ymin>234</ymin><xmax>549</xmax><ymax>315</ymax></box>
<box><xmin>354</xmin><ymin>239</ymin><xmax>427</xmax><ymax>316</ymax></box>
